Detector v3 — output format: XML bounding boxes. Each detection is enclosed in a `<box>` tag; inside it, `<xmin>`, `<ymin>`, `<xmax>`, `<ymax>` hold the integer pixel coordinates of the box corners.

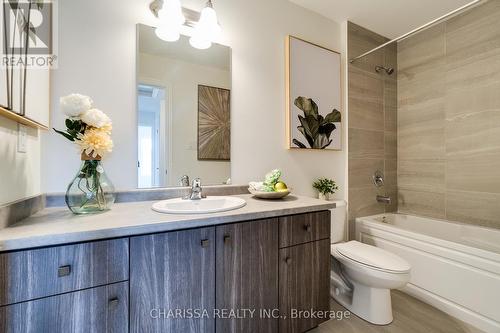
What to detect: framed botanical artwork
<box><xmin>286</xmin><ymin>35</ymin><xmax>342</xmax><ymax>150</ymax></box>
<box><xmin>198</xmin><ymin>84</ymin><xmax>231</xmax><ymax>161</ymax></box>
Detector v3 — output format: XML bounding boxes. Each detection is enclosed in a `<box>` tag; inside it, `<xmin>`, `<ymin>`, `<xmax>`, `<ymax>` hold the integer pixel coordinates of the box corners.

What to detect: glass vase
<box><xmin>65</xmin><ymin>154</ymin><xmax>116</xmax><ymax>215</ymax></box>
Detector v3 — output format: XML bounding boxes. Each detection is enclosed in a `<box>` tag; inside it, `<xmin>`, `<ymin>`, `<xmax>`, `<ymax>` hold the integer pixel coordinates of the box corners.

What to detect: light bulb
<box><xmin>158</xmin><ymin>0</ymin><xmax>185</xmax><ymax>26</ymax></box>
<box><xmin>156</xmin><ymin>25</ymin><xmax>180</xmax><ymax>42</ymax></box>
<box><xmin>155</xmin><ymin>0</ymin><xmax>185</xmax><ymax>42</ymax></box>
<box><xmin>189</xmin><ymin>34</ymin><xmax>212</xmax><ymax>49</ymax></box>
<box><xmin>198</xmin><ymin>6</ymin><xmax>221</xmax><ymax>40</ymax></box>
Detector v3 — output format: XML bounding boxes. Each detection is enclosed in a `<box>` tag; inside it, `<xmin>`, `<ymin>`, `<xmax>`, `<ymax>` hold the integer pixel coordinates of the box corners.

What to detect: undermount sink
<box><xmin>152</xmin><ymin>196</ymin><xmax>247</xmax><ymax>214</ymax></box>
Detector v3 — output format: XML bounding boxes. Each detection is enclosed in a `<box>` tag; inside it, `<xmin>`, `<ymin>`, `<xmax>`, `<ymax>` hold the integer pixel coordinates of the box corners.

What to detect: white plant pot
<box><xmin>318</xmin><ymin>193</ymin><xmax>330</xmax><ymax>201</ymax></box>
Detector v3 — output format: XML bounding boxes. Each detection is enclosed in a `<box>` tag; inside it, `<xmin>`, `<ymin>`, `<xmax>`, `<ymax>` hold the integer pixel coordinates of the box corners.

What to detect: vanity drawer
<box><xmin>0</xmin><ymin>238</ymin><xmax>129</xmax><ymax>306</ymax></box>
<box><xmin>279</xmin><ymin>211</ymin><xmax>330</xmax><ymax>248</ymax></box>
<box><xmin>0</xmin><ymin>282</ymin><xmax>129</xmax><ymax>333</ymax></box>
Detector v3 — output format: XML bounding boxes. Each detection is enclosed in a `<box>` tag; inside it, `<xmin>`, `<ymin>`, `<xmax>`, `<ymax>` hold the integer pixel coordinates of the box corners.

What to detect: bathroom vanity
<box><xmin>0</xmin><ymin>195</ymin><xmax>334</xmax><ymax>333</ymax></box>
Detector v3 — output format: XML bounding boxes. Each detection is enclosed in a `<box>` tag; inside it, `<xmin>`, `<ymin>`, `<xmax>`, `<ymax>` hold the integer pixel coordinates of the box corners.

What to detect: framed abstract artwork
<box><xmin>286</xmin><ymin>35</ymin><xmax>342</xmax><ymax>150</ymax></box>
<box><xmin>198</xmin><ymin>85</ymin><xmax>231</xmax><ymax>161</ymax></box>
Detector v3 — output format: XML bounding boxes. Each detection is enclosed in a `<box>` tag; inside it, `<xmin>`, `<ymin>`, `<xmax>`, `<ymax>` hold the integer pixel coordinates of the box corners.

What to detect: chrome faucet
<box><xmin>187</xmin><ymin>178</ymin><xmax>205</xmax><ymax>200</ymax></box>
<box><xmin>376</xmin><ymin>195</ymin><xmax>392</xmax><ymax>205</ymax></box>
<box><xmin>179</xmin><ymin>175</ymin><xmax>190</xmax><ymax>187</ymax></box>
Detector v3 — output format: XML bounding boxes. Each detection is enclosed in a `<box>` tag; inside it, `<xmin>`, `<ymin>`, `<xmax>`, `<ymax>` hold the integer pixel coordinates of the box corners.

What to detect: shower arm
<box><xmin>349</xmin><ymin>0</ymin><xmax>485</xmax><ymax>64</ymax></box>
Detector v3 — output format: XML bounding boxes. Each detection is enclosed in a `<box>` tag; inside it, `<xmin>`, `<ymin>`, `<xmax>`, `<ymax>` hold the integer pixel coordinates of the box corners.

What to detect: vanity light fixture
<box><xmin>155</xmin><ymin>0</ymin><xmax>186</xmax><ymax>42</ymax></box>
<box><xmin>189</xmin><ymin>0</ymin><xmax>222</xmax><ymax>50</ymax></box>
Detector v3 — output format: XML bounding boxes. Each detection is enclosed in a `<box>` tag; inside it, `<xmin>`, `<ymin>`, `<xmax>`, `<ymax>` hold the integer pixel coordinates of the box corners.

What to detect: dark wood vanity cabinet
<box><xmin>0</xmin><ymin>210</ymin><xmax>330</xmax><ymax>333</ymax></box>
<box><xmin>0</xmin><ymin>282</ymin><xmax>129</xmax><ymax>333</ymax></box>
<box><xmin>0</xmin><ymin>239</ymin><xmax>129</xmax><ymax>333</ymax></box>
<box><xmin>216</xmin><ymin>218</ymin><xmax>279</xmax><ymax>333</ymax></box>
<box><xmin>130</xmin><ymin>227</ymin><xmax>216</xmax><ymax>333</ymax></box>
<box><xmin>279</xmin><ymin>240</ymin><xmax>331</xmax><ymax>333</ymax></box>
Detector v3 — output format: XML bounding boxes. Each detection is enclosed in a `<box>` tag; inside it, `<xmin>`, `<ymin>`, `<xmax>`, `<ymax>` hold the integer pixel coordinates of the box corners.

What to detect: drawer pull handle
<box><xmin>224</xmin><ymin>235</ymin><xmax>231</xmax><ymax>244</ymax></box>
<box><xmin>285</xmin><ymin>257</ymin><xmax>292</xmax><ymax>265</ymax></box>
<box><xmin>57</xmin><ymin>265</ymin><xmax>71</xmax><ymax>277</ymax></box>
<box><xmin>201</xmin><ymin>239</ymin><xmax>210</xmax><ymax>248</ymax></box>
<box><xmin>108</xmin><ymin>297</ymin><xmax>119</xmax><ymax>308</ymax></box>
<box><xmin>304</xmin><ymin>224</ymin><xmax>312</xmax><ymax>232</ymax></box>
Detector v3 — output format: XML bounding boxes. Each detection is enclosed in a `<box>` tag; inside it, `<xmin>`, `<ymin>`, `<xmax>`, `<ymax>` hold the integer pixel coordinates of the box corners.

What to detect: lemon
<box><xmin>274</xmin><ymin>181</ymin><xmax>288</xmax><ymax>192</ymax></box>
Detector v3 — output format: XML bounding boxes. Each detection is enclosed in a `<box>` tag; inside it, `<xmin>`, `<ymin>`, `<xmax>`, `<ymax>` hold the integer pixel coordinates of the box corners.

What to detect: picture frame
<box><xmin>197</xmin><ymin>84</ymin><xmax>231</xmax><ymax>161</ymax></box>
<box><xmin>286</xmin><ymin>35</ymin><xmax>342</xmax><ymax>150</ymax></box>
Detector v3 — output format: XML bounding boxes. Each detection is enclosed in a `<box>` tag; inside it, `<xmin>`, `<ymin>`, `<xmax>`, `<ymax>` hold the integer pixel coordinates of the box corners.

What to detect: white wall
<box><xmin>42</xmin><ymin>0</ymin><xmax>346</xmax><ymax>199</ymax></box>
<box><xmin>139</xmin><ymin>53</ymin><xmax>231</xmax><ymax>186</ymax></box>
<box><xmin>0</xmin><ymin>118</ymin><xmax>41</xmax><ymax>205</ymax></box>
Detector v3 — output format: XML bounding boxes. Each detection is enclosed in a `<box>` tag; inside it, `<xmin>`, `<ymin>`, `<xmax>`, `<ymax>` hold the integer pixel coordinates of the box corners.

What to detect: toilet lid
<box><xmin>335</xmin><ymin>241</ymin><xmax>411</xmax><ymax>273</ymax></box>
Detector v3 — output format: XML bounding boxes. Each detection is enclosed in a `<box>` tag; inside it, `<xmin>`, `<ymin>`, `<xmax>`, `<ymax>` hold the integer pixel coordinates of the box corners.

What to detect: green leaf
<box><xmin>53</xmin><ymin>128</ymin><xmax>75</xmax><ymax>142</ymax></box>
<box><xmin>65</xmin><ymin>118</ymin><xmax>74</xmax><ymax>130</ymax></box>
<box><xmin>294</xmin><ymin>97</ymin><xmax>319</xmax><ymax>119</ymax></box>
<box><xmin>313</xmin><ymin>134</ymin><xmax>332</xmax><ymax>149</ymax></box>
<box><xmin>319</xmin><ymin>123</ymin><xmax>336</xmax><ymax>139</ymax></box>
<box><xmin>323</xmin><ymin>109</ymin><xmax>341</xmax><ymax>124</ymax></box>
<box><xmin>293</xmin><ymin>139</ymin><xmax>307</xmax><ymax>148</ymax></box>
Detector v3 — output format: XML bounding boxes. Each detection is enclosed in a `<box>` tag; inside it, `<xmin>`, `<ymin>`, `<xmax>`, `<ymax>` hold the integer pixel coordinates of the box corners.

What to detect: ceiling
<box><xmin>288</xmin><ymin>0</ymin><xmax>474</xmax><ymax>39</ymax></box>
<box><xmin>138</xmin><ymin>24</ymin><xmax>231</xmax><ymax>71</ymax></box>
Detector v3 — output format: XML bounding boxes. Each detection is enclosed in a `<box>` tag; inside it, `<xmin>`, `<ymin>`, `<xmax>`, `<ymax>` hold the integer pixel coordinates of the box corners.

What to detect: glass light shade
<box><xmin>158</xmin><ymin>0</ymin><xmax>185</xmax><ymax>26</ymax></box>
<box><xmin>155</xmin><ymin>24</ymin><xmax>180</xmax><ymax>42</ymax></box>
<box><xmin>155</xmin><ymin>0</ymin><xmax>185</xmax><ymax>42</ymax></box>
<box><xmin>189</xmin><ymin>34</ymin><xmax>212</xmax><ymax>49</ymax></box>
<box><xmin>189</xmin><ymin>5</ymin><xmax>222</xmax><ymax>49</ymax></box>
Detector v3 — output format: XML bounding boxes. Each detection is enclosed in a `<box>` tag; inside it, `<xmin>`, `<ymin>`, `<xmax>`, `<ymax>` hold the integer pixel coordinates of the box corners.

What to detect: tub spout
<box><xmin>377</xmin><ymin>195</ymin><xmax>392</xmax><ymax>205</ymax></box>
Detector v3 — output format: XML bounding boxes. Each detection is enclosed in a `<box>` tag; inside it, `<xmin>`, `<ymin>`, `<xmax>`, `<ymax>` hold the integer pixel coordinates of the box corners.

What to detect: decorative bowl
<box><xmin>248</xmin><ymin>188</ymin><xmax>291</xmax><ymax>199</ymax></box>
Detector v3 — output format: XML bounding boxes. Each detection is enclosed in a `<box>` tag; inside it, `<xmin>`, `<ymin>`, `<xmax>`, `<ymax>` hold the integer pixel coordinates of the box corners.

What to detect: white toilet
<box><xmin>329</xmin><ymin>201</ymin><xmax>411</xmax><ymax>325</ymax></box>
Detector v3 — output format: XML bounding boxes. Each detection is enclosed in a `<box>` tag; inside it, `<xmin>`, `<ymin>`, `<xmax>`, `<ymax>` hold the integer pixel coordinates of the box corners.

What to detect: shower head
<box><xmin>375</xmin><ymin>66</ymin><xmax>394</xmax><ymax>75</ymax></box>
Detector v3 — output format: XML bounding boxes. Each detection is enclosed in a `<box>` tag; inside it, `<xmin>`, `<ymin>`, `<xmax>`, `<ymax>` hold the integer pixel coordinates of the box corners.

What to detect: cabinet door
<box><xmin>130</xmin><ymin>228</ymin><xmax>215</xmax><ymax>333</ymax></box>
<box><xmin>279</xmin><ymin>240</ymin><xmax>330</xmax><ymax>333</ymax></box>
<box><xmin>0</xmin><ymin>282</ymin><xmax>128</xmax><ymax>333</ymax></box>
<box><xmin>216</xmin><ymin>218</ymin><xmax>279</xmax><ymax>333</ymax></box>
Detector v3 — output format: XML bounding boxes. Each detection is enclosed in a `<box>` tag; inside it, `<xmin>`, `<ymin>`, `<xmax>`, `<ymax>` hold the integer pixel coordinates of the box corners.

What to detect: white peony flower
<box><xmin>80</xmin><ymin>108</ymin><xmax>111</xmax><ymax>128</ymax></box>
<box><xmin>60</xmin><ymin>94</ymin><xmax>93</xmax><ymax>117</ymax></box>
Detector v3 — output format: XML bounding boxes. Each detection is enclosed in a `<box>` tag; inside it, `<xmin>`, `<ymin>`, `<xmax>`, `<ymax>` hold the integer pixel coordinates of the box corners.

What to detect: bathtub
<box><xmin>355</xmin><ymin>213</ymin><xmax>500</xmax><ymax>333</ymax></box>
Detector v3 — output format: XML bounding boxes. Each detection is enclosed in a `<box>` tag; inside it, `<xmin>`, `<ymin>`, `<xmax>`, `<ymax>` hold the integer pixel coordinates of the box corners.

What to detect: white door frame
<box><xmin>137</xmin><ymin>78</ymin><xmax>173</xmax><ymax>187</ymax></box>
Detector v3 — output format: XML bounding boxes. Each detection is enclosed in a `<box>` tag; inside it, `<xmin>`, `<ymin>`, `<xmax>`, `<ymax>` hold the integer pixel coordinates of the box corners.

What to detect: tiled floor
<box><xmin>311</xmin><ymin>291</ymin><xmax>483</xmax><ymax>333</ymax></box>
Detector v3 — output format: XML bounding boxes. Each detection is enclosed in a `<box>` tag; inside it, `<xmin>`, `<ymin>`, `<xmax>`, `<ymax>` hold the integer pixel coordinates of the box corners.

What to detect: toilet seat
<box><xmin>333</xmin><ymin>241</ymin><xmax>410</xmax><ymax>274</ymax></box>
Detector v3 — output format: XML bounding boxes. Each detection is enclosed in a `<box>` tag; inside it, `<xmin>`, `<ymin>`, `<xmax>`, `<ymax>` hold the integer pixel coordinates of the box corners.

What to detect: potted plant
<box><xmin>313</xmin><ymin>178</ymin><xmax>339</xmax><ymax>200</ymax></box>
<box><xmin>54</xmin><ymin>94</ymin><xmax>115</xmax><ymax>215</ymax></box>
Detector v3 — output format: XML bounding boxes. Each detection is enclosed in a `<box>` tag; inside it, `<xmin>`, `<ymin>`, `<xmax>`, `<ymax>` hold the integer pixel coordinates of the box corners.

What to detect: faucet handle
<box><xmin>192</xmin><ymin>178</ymin><xmax>202</xmax><ymax>188</ymax></box>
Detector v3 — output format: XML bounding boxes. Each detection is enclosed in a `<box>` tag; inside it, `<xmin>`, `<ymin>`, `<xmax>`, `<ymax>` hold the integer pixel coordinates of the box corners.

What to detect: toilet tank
<box><xmin>330</xmin><ymin>200</ymin><xmax>347</xmax><ymax>244</ymax></box>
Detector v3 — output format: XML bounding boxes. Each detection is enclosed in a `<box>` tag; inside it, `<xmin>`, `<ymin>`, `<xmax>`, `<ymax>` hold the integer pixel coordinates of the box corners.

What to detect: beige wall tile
<box><xmin>446</xmin><ymin>109</ymin><xmax>500</xmax><ymax>157</ymax></box>
<box><xmin>445</xmin><ymin>81</ymin><xmax>500</xmax><ymax>118</ymax></box>
<box><xmin>398</xmin><ymin>23</ymin><xmax>446</xmax><ymax>71</ymax></box>
<box><xmin>385</xmin><ymin>131</ymin><xmax>397</xmax><ymax>159</ymax></box>
<box><xmin>348</xmin><ymin>22</ymin><xmax>387</xmax><ymax>74</ymax></box>
<box><xmin>398</xmin><ymin>160</ymin><xmax>445</xmax><ymax>193</ymax></box>
<box><xmin>385</xmin><ymin>159</ymin><xmax>397</xmax><ymax>188</ymax></box>
<box><xmin>349</xmin><ymin>187</ymin><xmax>385</xmax><ymax>219</ymax></box>
<box><xmin>349</xmin><ymin>158</ymin><xmax>384</xmax><ymax>188</ymax></box>
<box><xmin>398</xmin><ymin>103</ymin><xmax>445</xmax><ymax>161</ymax></box>
<box><xmin>348</xmin><ymin>67</ymin><xmax>384</xmax><ymax>131</ymax></box>
<box><xmin>398</xmin><ymin>189</ymin><xmax>446</xmax><ymax>219</ymax></box>
<box><xmin>348</xmin><ymin>128</ymin><xmax>384</xmax><ymax>159</ymax></box>
<box><xmin>384</xmin><ymin>79</ymin><xmax>397</xmax><ymax>131</ymax></box>
<box><xmin>446</xmin><ymin>190</ymin><xmax>500</xmax><ymax>229</ymax></box>
<box><xmin>348</xmin><ymin>22</ymin><xmax>397</xmax><ymax>230</ymax></box>
<box><xmin>395</xmin><ymin>2</ymin><xmax>500</xmax><ymax>228</ymax></box>
<box><xmin>446</xmin><ymin>153</ymin><xmax>500</xmax><ymax>194</ymax></box>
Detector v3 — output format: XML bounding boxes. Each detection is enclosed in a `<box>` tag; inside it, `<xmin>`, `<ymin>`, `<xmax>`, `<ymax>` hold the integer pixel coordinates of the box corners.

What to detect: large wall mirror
<box><xmin>136</xmin><ymin>24</ymin><xmax>231</xmax><ymax>189</ymax></box>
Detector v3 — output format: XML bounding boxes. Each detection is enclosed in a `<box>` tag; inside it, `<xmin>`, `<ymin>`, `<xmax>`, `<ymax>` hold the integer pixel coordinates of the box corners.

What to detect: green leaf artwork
<box><xmin>293</xmin><ymin>96</ymin><xmax>341</xmax><ymax>149</ymax></box>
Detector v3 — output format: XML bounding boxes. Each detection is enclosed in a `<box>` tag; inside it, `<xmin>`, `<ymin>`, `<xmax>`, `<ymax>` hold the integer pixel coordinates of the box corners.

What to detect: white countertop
<box><xmin>0</xmin><ymin>194</ymin><xmax>335</xmax><ymax>252</ymax></box>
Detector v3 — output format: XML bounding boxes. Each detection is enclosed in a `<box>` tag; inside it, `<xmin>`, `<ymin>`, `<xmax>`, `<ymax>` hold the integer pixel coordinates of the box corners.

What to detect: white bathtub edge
<box><xmin>402</xmin><ymin>284</ymin><xmax>500</xmax><ymax>333</ymax></box>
